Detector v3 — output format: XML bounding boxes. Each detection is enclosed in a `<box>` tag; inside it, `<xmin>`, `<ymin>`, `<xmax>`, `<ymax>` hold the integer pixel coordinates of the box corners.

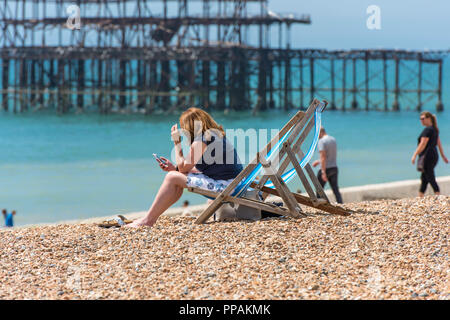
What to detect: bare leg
<box><xmin>418</xmin><ymin>192</ymin><xmax>425</xmax><ymax>197</ymax></box>
<box><xmin>125</xmin><ymin>171</ymin><xmax>187</xmax><ymax>228</ymax></box>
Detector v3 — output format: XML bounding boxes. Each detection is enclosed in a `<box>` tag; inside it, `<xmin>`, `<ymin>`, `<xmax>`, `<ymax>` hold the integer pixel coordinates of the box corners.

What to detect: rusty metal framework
<box><xmin>0</xmin><ymin>0</ymin><xmax>446</xmax><ymax>113</ymax></box>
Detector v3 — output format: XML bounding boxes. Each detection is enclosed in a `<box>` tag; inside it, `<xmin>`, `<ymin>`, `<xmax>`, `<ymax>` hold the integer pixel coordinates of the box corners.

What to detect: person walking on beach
<box><xmin>125</xmin><ymin>108</ymin><xmax>243</xmax><ymax>228</ymax></box>
<box><xmin>411</xmin><ymin>111</ymin><xmax>448</xmax><ymax>197</ymax></box>
<box><xmin>2</xmin><ymin>209</ymin><xmax>16</xmax><ymax>227</ymax></box>
<box><xmin>312</xmin><ymin>127</ymin><xmax>343</xmax><ymax>204</ymax></box>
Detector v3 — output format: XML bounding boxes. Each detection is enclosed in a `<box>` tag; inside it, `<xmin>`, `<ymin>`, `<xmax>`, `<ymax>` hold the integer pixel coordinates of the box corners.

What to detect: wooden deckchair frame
<box><xmin>189</xmin><ymin>99</ymin><xmax>351</xmax><ymax>224</ymax></box>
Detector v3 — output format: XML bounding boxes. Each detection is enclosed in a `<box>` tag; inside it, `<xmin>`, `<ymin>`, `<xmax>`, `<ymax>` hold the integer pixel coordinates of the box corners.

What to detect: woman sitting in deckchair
<box><xmin>125</xmin><ymin>108</ymin><xmax>243</xmax><ymax>228</ymax></box>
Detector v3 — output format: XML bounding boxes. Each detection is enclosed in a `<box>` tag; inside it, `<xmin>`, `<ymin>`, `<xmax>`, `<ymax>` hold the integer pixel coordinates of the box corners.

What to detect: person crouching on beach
<box><xmin>411</xmin><ymin>111</ymin><xmax>448</xmax><ymax>197</ymax></box>
<box><xmin>125</xmin><ymin>108</ymin><xmax>243</xmax><ymax>228</ymax></box>
<box><xmin>2</xmin><ymin>209</ymin><xmax>16</xmax><ymax>228</ymax></box>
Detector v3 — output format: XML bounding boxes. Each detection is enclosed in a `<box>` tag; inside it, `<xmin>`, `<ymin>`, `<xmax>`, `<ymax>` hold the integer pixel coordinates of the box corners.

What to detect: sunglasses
<box><xmin>420</xmin><ymin>117</ymin><xmax>427</xmax><ymax>120</ymax></box>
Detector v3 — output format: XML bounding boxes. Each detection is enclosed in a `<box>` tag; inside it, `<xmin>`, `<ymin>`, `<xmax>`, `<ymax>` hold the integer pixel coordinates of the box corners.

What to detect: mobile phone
<box><xmin>153</xmin><ymin>153</ymin><xmax>166</xmax><ymax>164</ymax></box>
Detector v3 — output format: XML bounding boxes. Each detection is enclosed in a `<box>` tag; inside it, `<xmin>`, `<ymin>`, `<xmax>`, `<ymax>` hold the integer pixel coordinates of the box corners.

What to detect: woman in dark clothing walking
<box><xmin>411</xmin><ymin>111</ymin><xmax>448</xmax><ymax>197</ymax></box>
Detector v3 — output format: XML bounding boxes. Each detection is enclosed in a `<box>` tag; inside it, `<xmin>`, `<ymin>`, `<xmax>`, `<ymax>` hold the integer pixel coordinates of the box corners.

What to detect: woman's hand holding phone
<box><xmin>157</xmin><ymin>156</ymin><xmax>176</xmax><ymax>172</ymax></box>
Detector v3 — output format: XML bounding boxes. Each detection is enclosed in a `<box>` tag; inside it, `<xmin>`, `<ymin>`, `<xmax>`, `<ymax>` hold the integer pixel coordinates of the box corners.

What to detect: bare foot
<box><xmin>123</xmin><ymin>218</ymin><xmax>152</xmax><ymax>229</ymax></box>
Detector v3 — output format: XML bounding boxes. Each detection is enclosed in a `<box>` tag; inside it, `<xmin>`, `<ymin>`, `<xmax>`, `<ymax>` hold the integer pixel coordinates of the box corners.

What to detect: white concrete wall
<box><xmin>324</xmin><ymin>176</ymin><xmax>450</xmax><ymax>203</ymax></box>
<box><xmin>103</xmin><ymin>176</ymin><xmax>449</xmax><ymax>221</ymax></box>
<box><xmin>33</xmin><ymin>176</ymin><xmax>449</xmax><ymax>227</ymax></box>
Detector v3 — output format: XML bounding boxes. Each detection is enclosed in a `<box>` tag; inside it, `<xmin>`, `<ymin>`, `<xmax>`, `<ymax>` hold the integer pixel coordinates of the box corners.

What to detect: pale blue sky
<box><xmin>269</xmin><ymin>0</ymin><xmax>450</xmax><ymax>50</ymax></box>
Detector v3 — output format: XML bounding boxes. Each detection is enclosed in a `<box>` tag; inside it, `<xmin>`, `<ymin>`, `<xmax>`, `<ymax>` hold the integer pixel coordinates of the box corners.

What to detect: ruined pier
<box><xmin>0</xmin><ymin>0</ymin><xmax>446</xmax><ymax>113</ymax></box>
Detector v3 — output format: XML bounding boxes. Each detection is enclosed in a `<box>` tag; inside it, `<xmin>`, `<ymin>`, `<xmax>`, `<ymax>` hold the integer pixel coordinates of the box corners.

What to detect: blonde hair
<box><xmin>179</xmin><ymin>107</ymin><xmax>225</xmax><ymax>143</ymax></box>
<box><xmin>421</xmin><ymin>111</ymin><xmax>439</xmax><ymax>134</ymax></box>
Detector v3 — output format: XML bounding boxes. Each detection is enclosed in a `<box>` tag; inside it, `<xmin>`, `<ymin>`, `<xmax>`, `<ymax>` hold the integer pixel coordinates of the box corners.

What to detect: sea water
<box><xmin>2</xmin><ymin>55</ymin><xmax>450</xmax><ymax>226</ymax></box>
<box><xmin>1</xmin><ymin>106</ymin><xmax>449</xmax><ymax>226</ymax></box>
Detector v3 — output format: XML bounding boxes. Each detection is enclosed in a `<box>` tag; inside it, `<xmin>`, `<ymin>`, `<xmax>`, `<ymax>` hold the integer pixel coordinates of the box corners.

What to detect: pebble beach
<box><xmin>0</xmin><ymin>196</ymin><xmax>448</xmax><ymax>300</ymax></box>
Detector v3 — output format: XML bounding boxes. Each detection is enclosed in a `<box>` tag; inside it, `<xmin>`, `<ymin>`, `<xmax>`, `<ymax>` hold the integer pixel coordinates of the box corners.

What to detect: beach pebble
<box><xmin>0</xmin><ymin>196</ymin><xmax>448</xmax><ymax>300</ymax></box>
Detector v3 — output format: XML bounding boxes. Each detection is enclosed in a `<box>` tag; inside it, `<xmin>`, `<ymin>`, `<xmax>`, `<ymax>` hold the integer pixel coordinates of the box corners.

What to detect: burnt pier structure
<box><xmin>0</xmin><ymin>0</ymin><xmax>446</xmax><ymax>114</ymax></box>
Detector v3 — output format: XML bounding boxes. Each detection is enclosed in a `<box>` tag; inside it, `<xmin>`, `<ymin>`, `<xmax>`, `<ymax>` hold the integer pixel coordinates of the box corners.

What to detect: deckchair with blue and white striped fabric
<box><xmin>190</xmin><ymin>99</ymin><xmax>351</xmax><ymax>224</ymax></box>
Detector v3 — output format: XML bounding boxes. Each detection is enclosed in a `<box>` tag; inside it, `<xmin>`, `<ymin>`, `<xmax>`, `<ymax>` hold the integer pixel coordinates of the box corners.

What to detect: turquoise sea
<box><xmin>1</xmin><ymin>53</ymin><xmax>449</xmax><ymax>226</ymax></box>
<box><xmin>1</xmin><ymin>105</ymin><xmax>449</xmax><ymax>226</ymax></box>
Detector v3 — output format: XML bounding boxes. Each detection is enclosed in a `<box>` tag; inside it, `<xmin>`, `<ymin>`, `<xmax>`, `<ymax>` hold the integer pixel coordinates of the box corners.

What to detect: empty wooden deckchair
<box><xmin>189</xmin><ymin>99</ymin><xmax>352</xmax><ymax>224</ymax></box>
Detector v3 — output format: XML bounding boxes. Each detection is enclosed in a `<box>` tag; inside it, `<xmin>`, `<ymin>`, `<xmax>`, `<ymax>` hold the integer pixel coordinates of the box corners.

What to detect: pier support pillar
<box><xmin>299</xmin><ymin>54</ymin><xmax>304</xmax><ymax>109</ymax></box>
<box><xmin>351</xmin><ymin>58</ymin><xmax>358</xmax><ymax>110</ymax></box>
<box><xmin>330</xmin><ymin>58</ymin><xmax>336</xmax><ymax>110</ymax></box>
<box><xmin>393</xmin><ymin>58</ymin><xmax>400</xmax><ymax>111</ymax></box>
<box><xmin>383</xmin><ymin>54</ymin><xmax>388</xmax><ymax>111</ymax></box>
<box><xmin>268</xmin><ymin>59</ymin><xmax>274</xmax><ymax>109</ymax></box>
<box><xmin>77</xmin><ymin>59</ymin><xmax>85</xmax><ymax>111</ymax></box>
<box><xmin>256</xmin><ymin>50</ymin><xmax>267</xmax><ymax>111</ymax></box>
<box><xmin>342</xmin><ymin>58</ymin><xmax>346</xmax><ymax>111</ymax></box>
<box><xmin>217</xmin><ymin>60</ymin><xmax>225</xmax><ymax>110</ymax></box>
<box><xmin>202</xmin><ymin>60</ymin><xmax>210</xmax><ymax>109</ymax></box>
<box><xmin>365</xmin><ymin>53</ymin><xmax>369</xmax><ymax>111</ymax></box>
<box><xmin>161</xmin><ymin>60</ymin><xmax>171</xmax><ymax>109</ymax></box>
<box><xmin>416</xmin><ymin>56</ymin><xmax>422</xmax><ymax>112</ymax></box>
<box><xmin>436</xmin><ymin>60</ymin><xmax>444</xmax><ymax>112</ymax></box>
<box><xmin>310</xmin><ymin>57</ymin><xmax>315</xmax><ymax>105</ymax></box>
<box><xmin>2</xmin><ymin>59</ymin><xmax>10</xmax><ymax>111</ymax></box>
<box><xmin>284</xmin><ymin>52</ymin><xmax>291</xmax><ymax>110</ymax></box>
<box><xmin>150</xmin><ymin>60</ymin><xmax>158</xmax><ymax>110</ymax></box>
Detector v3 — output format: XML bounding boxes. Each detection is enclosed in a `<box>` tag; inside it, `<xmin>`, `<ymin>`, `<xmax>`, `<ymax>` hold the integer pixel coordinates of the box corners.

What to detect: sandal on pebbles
<box><xmin>97</xmin><ymin>215</ymin><xmax>133</xmax><ymax>228</ymax></box>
